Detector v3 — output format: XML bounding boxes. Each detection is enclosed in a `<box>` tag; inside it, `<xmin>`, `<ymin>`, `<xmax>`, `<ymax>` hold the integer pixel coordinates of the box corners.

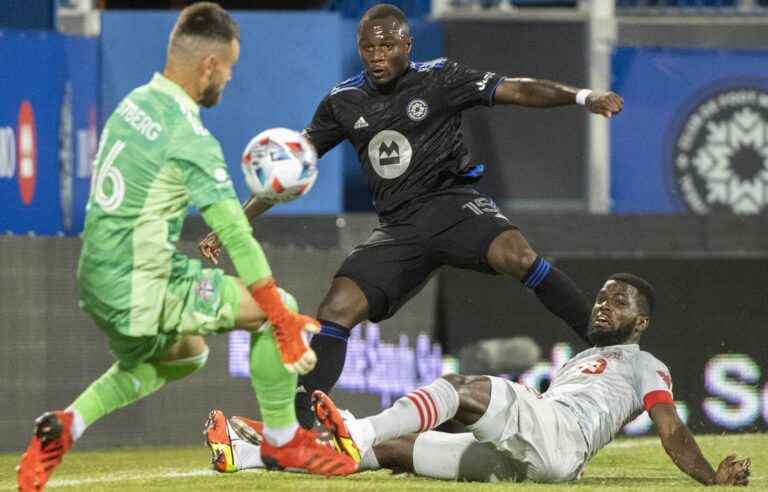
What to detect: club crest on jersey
<box><xmin>406</xmin><ymin>99</ymin><xmax>429</xmax><ymax>121</ymax></box>
<box><xmin>368</xmin><ymin>130</ymin><xmax>412</xmax><ymax>179</ymax></box>
<box><xmin>196</xmin><ymin>278</ymin><xmax>215</xmax><ymax>302</ymax></box>
<box><xmin>579</xmin><ymin>358</ymin><xmax>607</xmax><ymax>375</ymax></box>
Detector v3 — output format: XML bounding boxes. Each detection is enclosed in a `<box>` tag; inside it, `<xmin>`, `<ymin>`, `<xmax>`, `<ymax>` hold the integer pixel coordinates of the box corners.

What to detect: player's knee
<box><xmin>316</xmin><ymin>279</ymin><xmax>368</xmax><ymax>326</ymax></box>
<box><xmin>443</xmin><ymin>374</ymin><xmax>491</xmax><ymax>418</ymax></box>
<box><xmin>487</xmin><ymin>231</ymin><xmax>537</xmax><ymax>278</ymax></box>
<box><xmin>441</xmin><ymin>373</ymin><xmax>471</xmax><ymax>391</ymax></box>
<box><xmin>155</xmin><ymin>344</ymin><xmax>209</xmax><ymax>381</ymax></box>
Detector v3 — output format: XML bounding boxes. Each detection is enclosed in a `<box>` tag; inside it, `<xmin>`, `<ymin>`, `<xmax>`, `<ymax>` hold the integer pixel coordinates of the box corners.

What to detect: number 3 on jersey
<box><xmin>90</xmin><ymin>129</ymin><xmax>126</xmax><ymax>212</ymax></box>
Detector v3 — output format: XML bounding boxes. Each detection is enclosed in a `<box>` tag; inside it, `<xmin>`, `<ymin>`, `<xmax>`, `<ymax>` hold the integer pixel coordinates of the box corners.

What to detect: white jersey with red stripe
<box><xmin>542</xmin><ymin>343</ymin><xmax>673</xmax><ymax>458</ymax></box>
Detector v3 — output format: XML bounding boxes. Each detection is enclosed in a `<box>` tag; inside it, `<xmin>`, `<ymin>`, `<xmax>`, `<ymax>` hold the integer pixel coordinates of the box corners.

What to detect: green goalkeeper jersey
<box><xmin>78</xmin><ymin>73</ymin><xmax>251</xmax><ymax>337</ymax></box>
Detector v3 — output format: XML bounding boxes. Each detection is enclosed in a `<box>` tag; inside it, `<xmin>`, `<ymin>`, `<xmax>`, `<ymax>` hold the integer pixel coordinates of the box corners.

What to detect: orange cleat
<box><xmin>312</xmin><ymin>390</ymin><xmax>361</xmax><ymax>464</ymax></box>
<box><xmin>204</xmin><ymin>409</ymin><xmax>237</xmax><ymax>473</ymax></box>
<box><xmin>17</xmin><ymin>411</ymin><xmax>74</xmax><ymax>492</ymax></box>
<box><xmin>260</xmin><ymin>427</ymin><xmax>357</xmax><ymax>476</ymax></box>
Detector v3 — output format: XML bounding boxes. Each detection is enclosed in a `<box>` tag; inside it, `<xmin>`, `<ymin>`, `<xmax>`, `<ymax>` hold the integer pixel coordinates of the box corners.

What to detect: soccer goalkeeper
<box><xmin>16</xmin><ymin>4</ymin><xmax>356</xmax><ymax>490</ymax></box>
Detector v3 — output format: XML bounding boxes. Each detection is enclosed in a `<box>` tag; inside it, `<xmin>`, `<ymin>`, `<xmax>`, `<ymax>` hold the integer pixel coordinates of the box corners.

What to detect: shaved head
<box><xmin>164</xmin><ymin>2</ymin><xmax>240</xmax><ymax>108</ymax></box>
<box><xmin>356</xmin><ymin>3</ymin><xmax>413</xmax><ymax>86</ymax></box>
<box><xmin>168</xmin><ymin>2</ymin><xmax>239</xmax><ymax>62</ymax></box>
<box><xmin>358</xmin><ymin>3</ymin><xmax>411</xmax><ymax>39</ymax></box>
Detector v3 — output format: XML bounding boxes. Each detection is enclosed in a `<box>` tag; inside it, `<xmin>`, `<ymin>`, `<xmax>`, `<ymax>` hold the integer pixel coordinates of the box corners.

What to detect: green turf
<box><xmin>1</xmin><ymin>434</ymin><xmax>764</xmax><ymax>491</ymax></box>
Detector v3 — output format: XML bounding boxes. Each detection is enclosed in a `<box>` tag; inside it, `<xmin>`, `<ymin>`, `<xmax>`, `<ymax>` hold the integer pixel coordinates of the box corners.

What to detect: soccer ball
<box><xmin>241</xmin><ymin>127</ymin><xmax>318</xmax><ymax>203</ymax></box>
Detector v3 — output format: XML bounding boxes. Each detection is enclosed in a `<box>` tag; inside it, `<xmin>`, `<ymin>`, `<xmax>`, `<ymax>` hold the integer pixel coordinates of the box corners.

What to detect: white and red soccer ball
<box><xmin>241</xmin><ymin>127</ymin><xmax>318</xmax><ymax>203</ymax></box>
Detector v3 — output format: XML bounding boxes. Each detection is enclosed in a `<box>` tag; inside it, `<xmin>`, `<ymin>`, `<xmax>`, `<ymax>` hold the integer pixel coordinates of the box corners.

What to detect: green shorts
<box><xmin>82</xmin><ymin>265</ymin><xmax>241</xmax><ymax>369</ymax></box>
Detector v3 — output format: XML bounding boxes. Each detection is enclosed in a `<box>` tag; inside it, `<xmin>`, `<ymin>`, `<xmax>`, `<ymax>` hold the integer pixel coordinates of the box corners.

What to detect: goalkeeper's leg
<box><xmin>17</xmin><ymin>336</ymin><xmax>209</xmax><ymax>492</ymax></box>
<box><xmin>206</xmin><ymin>289</ymin><xmax>357</xmax><ymax>476</ymax></box>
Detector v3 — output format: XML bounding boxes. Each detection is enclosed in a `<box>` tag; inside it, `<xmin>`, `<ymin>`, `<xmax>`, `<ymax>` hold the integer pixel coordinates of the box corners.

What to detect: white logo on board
<box><xmin>368</xmin><ymin>130</ymin><xmax>412</xmax><ymax>179</ymax></box>
<box><xmin>673</xmin><ymin>87</ymin><xmax>768</xmax><ymax>215</ymax></box>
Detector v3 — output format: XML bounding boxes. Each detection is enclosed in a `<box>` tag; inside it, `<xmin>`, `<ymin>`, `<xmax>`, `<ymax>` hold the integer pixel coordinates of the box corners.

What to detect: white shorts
<box><xmin>466</xmin><ymin>376</ymin><xmax>589</xmax><ymax>482</ymax></box>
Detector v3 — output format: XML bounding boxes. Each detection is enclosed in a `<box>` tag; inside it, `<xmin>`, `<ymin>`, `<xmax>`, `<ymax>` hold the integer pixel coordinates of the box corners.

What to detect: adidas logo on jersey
<box><xmin>353</xmin><ymin>116</ymin><xmax>369</xmax><ymax>129</ymax></box>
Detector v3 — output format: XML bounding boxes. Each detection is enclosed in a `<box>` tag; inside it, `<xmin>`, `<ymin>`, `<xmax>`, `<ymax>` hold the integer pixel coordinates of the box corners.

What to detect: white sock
<box><xmin>232</xmin><ymin>439</ymin><xmax>264</xmax><ymax>470</ymax></box>
<box><xmin>346</xmin><ymin>418</ymin><xmax>376</xmax><ymax>457</ymax></box>
<box><xmin>413</xmin><ymin>432</ymin><xmax>474</xmax><ymax>480</ymax></box>
<box><xmin>360</xmin><ymin>447</ymin><xmax>381</xmax><ymax>471</ymax></box>
<box><xmin>66</xmin><ymin>407</ymin><xmax>87</xmax><ymax>442</ymax></box>
<box><xmin>263</xmin><ymin>422</ymin><xmax>299</xmax><ymax>447</ymax></box>
<box><xmin>368</xmin><ymin>378</ymin><xmax>459</xmax><ymax>446</ymax></box>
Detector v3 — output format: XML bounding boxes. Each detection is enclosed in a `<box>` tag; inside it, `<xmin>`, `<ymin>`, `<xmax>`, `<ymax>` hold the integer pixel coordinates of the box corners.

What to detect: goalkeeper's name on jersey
<box><xmin>116</xmin><ymin>98</ymin><xmax>163</xmax><ymax>141</ymax></box>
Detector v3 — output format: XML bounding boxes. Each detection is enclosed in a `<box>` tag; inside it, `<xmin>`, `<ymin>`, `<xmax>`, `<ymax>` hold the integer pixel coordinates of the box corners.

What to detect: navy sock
<box><xmin>294</xmin><ymin>320</ymin><xmax>350</xmax><ymax>428</ymax></box>
<box><xmin>523</xmin><ymin>257</ymin><xmax>590</xmax><ymax>343</ymax></box>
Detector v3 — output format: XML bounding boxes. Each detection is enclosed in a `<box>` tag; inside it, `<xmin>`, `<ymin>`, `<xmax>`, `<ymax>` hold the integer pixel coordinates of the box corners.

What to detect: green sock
<box><xmin>249</xmin><ymin>289</ymin><xmax>299</xmax><ymax>429</ymax></box>
<box><xmin>71</xmin><ymin>348</ymin><xmax>209</xmax><ymax>427</ymax></box>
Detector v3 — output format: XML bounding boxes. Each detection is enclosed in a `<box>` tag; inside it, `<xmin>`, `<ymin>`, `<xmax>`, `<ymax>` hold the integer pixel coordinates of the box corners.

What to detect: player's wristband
<box><xmin>249</xmin><ymin>278</ymin><xmax>291</xmax><ymax>325</ymax></box>
<box><xmin>576</xmin><ymin>89</ymin><xmax>593</xmax><ymax>106</ymax></box>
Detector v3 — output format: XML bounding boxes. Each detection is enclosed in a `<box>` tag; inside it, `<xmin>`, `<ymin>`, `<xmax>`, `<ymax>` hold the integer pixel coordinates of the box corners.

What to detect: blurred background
<box><xmin>2</xmin><ymin>0</ymin><xmax>768</xmax><ymax>453</ymax></box>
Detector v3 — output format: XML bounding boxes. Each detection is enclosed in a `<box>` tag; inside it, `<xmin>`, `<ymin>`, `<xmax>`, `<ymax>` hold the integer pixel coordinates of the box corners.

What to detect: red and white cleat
<box><xmin>17</xmin><ymin>411</ymin><xmax>74</xmax><ymax>492</ymax></box>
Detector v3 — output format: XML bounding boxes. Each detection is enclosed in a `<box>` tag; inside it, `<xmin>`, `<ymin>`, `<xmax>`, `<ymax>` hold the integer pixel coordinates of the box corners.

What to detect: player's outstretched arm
<box><xmin>650</xmin><ymin>403</ymin><xmax>751</xmax><ymax>486</ymax></box>
<box><xmin>199</xmin><ymin>195</ymin><xmax>274</xmax><ymax>265</ymax></box>
<box><xmin>493</xmin><ymin>78</ymin><xmax>623</xmax><ymax>118</ymax></box>
<box><xmin>200</xmin><ymin>199</ymin><xmax>320</xmax><ymax>373</ymax></box>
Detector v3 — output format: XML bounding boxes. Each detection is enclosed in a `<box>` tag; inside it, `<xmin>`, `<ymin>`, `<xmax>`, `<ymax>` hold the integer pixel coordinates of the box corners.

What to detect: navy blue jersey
<box><xmin>304</xmin><ymin>58</ymin><xmax>505</xmax><ymax>218</ymax></box>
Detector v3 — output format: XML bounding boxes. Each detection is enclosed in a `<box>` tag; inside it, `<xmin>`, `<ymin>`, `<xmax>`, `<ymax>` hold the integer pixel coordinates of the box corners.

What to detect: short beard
<box><xmin>199</xmin><ymin>82</ymin><xmax>220</xmax><ymax>108</ymax></box>
<box><xmin>587</xmin><ymin>322</ymin><xmax>635</xmax><ymax>347</ymax></box>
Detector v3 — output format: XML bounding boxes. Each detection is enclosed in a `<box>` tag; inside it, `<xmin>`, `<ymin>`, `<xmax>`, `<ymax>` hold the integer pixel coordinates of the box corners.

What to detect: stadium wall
<box><xmin>442</xmin><ymin>19</ymin><xmax>589</xmax><ymax>211</ymax></box>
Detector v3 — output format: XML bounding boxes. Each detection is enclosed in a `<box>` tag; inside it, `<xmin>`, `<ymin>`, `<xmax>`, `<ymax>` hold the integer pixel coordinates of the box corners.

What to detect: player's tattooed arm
<box><xmin>493</xmin><ymin>78</ymin><xmax>623</xmax><ymax>117</ymax></box>
<box><xmin>198</xmin><ymin>196</ymin><xmax>274</xmax><ymax>265</ymax></box>
<box><xmin>650</xmin><ymin>403</ymin><xmax>751</xmax><ymax>486</ymax></box>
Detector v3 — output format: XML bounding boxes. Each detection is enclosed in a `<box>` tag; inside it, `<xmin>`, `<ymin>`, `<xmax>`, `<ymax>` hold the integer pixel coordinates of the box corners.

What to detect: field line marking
<box><xmin>0</xmin><ymin>468</ymin><xmax>264</xmax><ymax>490</ymax></box>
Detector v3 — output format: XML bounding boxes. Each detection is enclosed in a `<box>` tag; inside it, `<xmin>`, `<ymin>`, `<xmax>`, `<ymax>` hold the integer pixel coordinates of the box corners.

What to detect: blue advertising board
<box><xmin>0</xmin><ymin>31</ymin><xmax>99</xmax><ymax>235</ymax></box>
<box><xmin>611</xmin><ymin>47</ymin><xmax>768</xmax><ymax>215</ymax></box>
<box><xmin>62</xmin><ymin>36</ymin><xmax>100</xmax><ymax>234</ymax></box>
<box><xmin>0</xmin><ymin>31</ymin><xmax>67</xmax><ymax>235</ymax></box>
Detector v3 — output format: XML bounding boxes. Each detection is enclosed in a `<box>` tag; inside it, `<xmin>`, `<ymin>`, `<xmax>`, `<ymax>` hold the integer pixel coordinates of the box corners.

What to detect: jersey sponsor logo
<box><xmin>407</xmin><ymin>99</ymin><xmax>429</xmax><ymax>121</ymax></box>
<box><xmin>669</xmin><ymin>84</ymin><xmax>768</xmax><ymax>215</ymax></box>
<box><xmin>368</xmin><ymin>130</ymin><xmax>412</xmax><ymax>179</ymax></box>
<box><xmin>17</xmin><ymin>100</ymin><xmax>37</xmax><ymax>205</ymax></box>
<box><xmin>116</xmin><ymin>98</ymin><xmax>162</xmax><ymax>141</ymax></box>
<box><xmin>353</xmin><ymin>116</ymin><xmax>369</xmax><ymax>129</ymax></box>
<box><xmin>476</xmin><ymin>72</ymin><xmax>496</xmax><ymax>92</ymax></box>
<box><xmin>656</xmin><ymin>370</ymin><xmax>673</xmax><ymax>389</ymax></box>
<box><xmin>579</xmin><ymin>358</ymin><xmax>607</xmax><ymax>375</ymax></box>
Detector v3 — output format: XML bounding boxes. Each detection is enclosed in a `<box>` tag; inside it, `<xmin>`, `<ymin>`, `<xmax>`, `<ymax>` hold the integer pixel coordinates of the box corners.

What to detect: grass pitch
<box><xmin>1</xmin><ymin>434</ymin><xmax>765</xmax><ymax>491</ymax></box>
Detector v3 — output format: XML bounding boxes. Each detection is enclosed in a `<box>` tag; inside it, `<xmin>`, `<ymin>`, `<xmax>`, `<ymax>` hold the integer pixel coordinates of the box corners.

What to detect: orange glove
<box><xmin>250</xmin><ymin>279</ymin><xmax>320</xmax><ymax>374</ymax></box>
